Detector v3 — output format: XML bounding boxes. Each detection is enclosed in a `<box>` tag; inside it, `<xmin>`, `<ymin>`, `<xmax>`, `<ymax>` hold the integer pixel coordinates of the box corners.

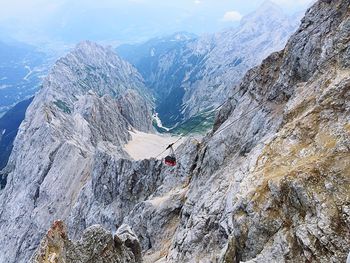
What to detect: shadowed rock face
<box><xmin>2</xmin><ymin>0</ymin><xmax>350</xmax><ymax>262</ymax></box>
<box><xmin>31</xmin><ymin>220</ymin><xmax>142</xmax><ymax>263</ymax></box>
<box><xmin>0</xmin><ymin>97</ymin><xmax>33</xmax><ymax>177</ymax></box>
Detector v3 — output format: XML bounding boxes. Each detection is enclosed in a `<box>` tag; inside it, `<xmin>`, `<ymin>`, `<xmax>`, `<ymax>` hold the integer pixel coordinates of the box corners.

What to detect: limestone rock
<box><xmin>1</xmin><ymin>0</ymin><xmax>350</xmax><ymax>262</ymax></box>
<box><xmin>0</xmin><ymin>41</ymin><xmax>153</xmax><ymax>263</ymax></box>
<box><xmin>31</xmin><ymin>220</ymin><xmax>141</xmax><ymax>263</ymax></box>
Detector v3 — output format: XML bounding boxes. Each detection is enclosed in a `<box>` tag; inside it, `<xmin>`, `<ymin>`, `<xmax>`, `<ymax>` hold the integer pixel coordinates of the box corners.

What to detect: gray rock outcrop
<box><xmin>69</xmin><ymin>0</ymin><xmax>350</xmax><ymax>262</ymax></box>
<box><xmin>1</xmin><ymin>0</ymin><xmax>349</xmax><ymax>262</ymax></box>
<box><xmin>0</xmin><ymin>41</ymin><xmax>153</xmax><ymax>263</ymax></box>
<box><xmin>31</xmin><ymin>220</ymin><xmax>142</xmax><ymax>263</ymax></box>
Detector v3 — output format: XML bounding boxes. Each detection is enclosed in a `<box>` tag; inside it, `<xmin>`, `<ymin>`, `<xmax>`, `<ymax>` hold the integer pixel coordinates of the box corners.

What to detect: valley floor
<box><xmin>124</xmin><ymin>130</ymin><xmax>184</xmax><ymax>160</ymax></box>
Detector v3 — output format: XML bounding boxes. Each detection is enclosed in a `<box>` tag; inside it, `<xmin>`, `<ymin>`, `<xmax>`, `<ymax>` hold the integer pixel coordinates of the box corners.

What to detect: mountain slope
<box><xmin>54</xmin><ymin>0</ymin><xmax>348</xmax><ymax>262</ymax></box>
<box><xmin>0</xmin><ymin>41</ymin><xmax>154</xmax><ymax>263</ymax></box>
<box><xmin>117</xmin><ymin>32</ymin><xmax>197</xmax><ymax>92</ymax></box>
<box><xmin>117</xmin><ymin>1</ymin><xmax>301</xmax><ymax>127</ymax></box>
<box><xmin>1</xmin><ymin>0</ymin><xmax>350</xmax><ymax>262</ymax></box>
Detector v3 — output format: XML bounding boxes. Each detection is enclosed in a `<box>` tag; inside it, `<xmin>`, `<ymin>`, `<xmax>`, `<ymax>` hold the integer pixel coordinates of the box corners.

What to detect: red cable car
<box><xmin>164</xmin><ymin>143</ymin><xmax>176</xmax><ymax>166</ymax></box>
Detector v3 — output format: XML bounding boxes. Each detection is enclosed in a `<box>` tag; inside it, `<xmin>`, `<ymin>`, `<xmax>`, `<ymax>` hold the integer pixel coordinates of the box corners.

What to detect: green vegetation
<box><xmin>53</xmin><ymin>99</ymin><xmax>71</xmax><ymax>114</ymax></box>
<box><xmin>169</xmin><ymin>110</ymin><xmax>215</xmax><ymax>135</ymax></box>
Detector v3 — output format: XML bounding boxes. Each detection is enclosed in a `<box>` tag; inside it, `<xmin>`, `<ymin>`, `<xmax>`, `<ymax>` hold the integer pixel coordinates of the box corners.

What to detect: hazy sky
<box><xmin>0</xmin><ymin>0</ymin><xmax>315</xmax><ymax>46</ymax></box>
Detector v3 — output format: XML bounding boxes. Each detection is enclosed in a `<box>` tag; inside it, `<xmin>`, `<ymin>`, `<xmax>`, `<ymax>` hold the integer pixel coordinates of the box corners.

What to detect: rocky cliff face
<box><xmin>117</xmin><ymin>1</ymin><xmax>300</xmax><ymax>127</ymax></box>
<box><xmin>2</xmin><ymin>0</ymin><xmax>350</xmax><ymax>262</ymax></box>
<box><xmin>0</xmin><ymin>41</ymin><xmax>154</xmax><ymax>263</ymax></box>
<box><xmin>158</xmin><ymin>0</ymin><xmax>350</xmax><ymax>261</ymax></box>
<box><xmin>31</xmin><ymin>221</ymin><xmax>142</xmax><ymax>263</ymax></box>
<box><xmin>44</xmin><ymin>0</ymin><xmax>348</xmax><ymax>262</ymax></box>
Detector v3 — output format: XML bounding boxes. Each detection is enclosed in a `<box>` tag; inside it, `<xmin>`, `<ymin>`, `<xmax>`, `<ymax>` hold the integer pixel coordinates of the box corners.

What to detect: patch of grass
<box><xmin>54</xmin><ymin>99</ymin><xmax>71</xmax><ymax>114</ymax></box>
<box><xmin>169</xmin><ymin>110</ymin><xmax>215</xmax><ymax>135</ymax></box>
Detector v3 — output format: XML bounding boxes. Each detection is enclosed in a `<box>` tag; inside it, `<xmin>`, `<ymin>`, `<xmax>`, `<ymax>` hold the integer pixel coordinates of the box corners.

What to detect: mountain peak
<box><xmin>76</xmin><ymin>40</ymin><xmax>96</xmax><ymax>48</ymax></box>
<box><xmin>258</xmin><ymin>0</ymin><xmax>281</xmax><ymax>10</ymax></box>
<box><xmin>240</xmin><ymin>0</ymin><xmax>288</xmax><ymax>27</ymax></box>
<box><xmin>74</xmin><ymin>40</ymin><xmax>111</xmax><ymax>56</ymax></box>
<box><xmin>48</xmin><ymin>39</ymin><xmax>148</xmax><ymax>103</ymax></box>
<box><xmin>246</xmin><ymin>0</ymin><xmax>285</xmax><ymax>18</ymax></box>
<box><xmin>65</xmin><ymin>40</ymin><xmax>131</xmax><ymax>73</ymax></box>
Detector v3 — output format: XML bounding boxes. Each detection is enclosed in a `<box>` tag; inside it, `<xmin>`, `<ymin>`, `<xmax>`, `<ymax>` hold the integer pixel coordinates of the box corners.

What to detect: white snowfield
<box><xmin>124</xmin><ymin>130</ymin><xmax>184</xmax><ymax>160</ymax></box>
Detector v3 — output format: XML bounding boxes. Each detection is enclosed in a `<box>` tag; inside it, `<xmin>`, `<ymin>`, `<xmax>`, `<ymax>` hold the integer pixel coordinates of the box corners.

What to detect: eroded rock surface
<box><xmin>31</xmin><ymin>220</ymin><xmax>142</xmax><ymax>263</ymax></box>
<box><xmin>0</xmin><ymin>41</ymin><xmax>153</xmax><ymax>263</ymax></box>
<box><xmin>69</xmin><ymin>1</ymin><xmax>349</xmax><ymax>262</ymax></box>
<box><xmin>1</xmin><ymin>0</ymin><xmax>350</xmax><ymax>262</ymax></box>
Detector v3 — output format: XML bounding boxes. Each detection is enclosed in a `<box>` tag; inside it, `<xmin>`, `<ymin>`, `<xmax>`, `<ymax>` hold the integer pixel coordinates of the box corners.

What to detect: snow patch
<box><xmin>124</xmin><ymin>130</ymin><xmax>184</xmax><ymax>160</ymax></box>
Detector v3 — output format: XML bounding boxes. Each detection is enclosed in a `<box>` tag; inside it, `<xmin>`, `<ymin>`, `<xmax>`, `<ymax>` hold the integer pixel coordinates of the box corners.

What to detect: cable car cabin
<box><xmin>164</xmin><ymin>143</ymin><xmax>177</xmax><ymax>166</ymax></box>
<box><xmin>164</xmin><ymin>155</ymin><xmax>176</xmax><ymax>166</ymax></box>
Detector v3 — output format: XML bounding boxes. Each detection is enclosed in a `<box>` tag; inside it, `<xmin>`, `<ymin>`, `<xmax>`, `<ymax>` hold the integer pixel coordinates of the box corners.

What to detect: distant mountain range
<box><xmin>0</xmin><ymin>1</ymin><xmax>301</xmax><ymax>131</ymax></box>
<box><xmin>0</xmin><ymin>1</ymin><xmax>304</xmax><ymax>173</ymax></box>
<box><xmin>117</xmin><ymin>1</ymin><xmax>302</xmax><ymax>128</ymax></box>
